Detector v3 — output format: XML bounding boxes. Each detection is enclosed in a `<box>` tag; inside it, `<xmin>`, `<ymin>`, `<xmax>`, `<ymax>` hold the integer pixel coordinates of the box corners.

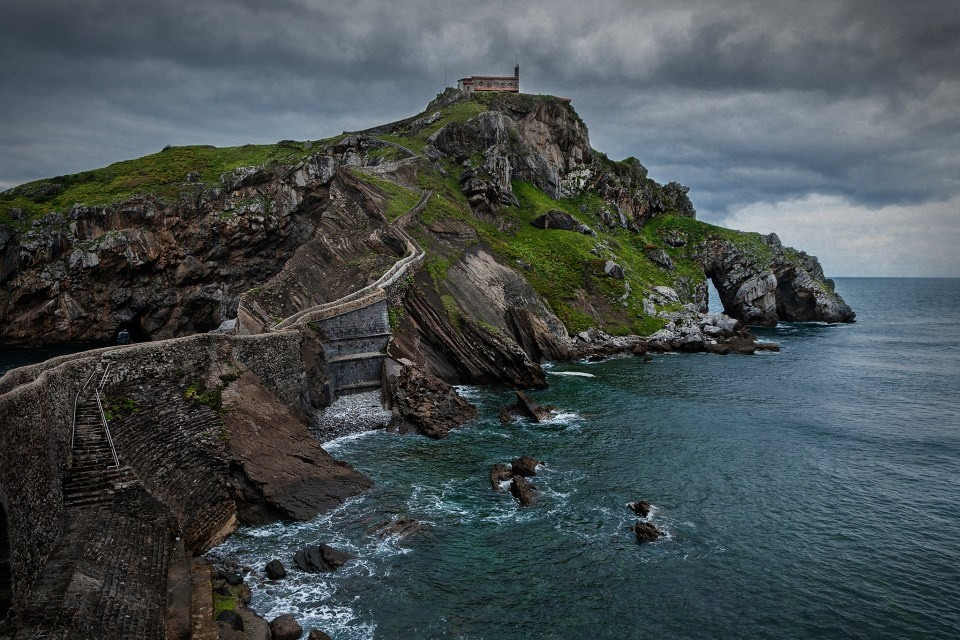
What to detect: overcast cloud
<box><xmin>1</xmin><ymin>0</ymin><xmax>957</xmax><ymax>275</ymax></box>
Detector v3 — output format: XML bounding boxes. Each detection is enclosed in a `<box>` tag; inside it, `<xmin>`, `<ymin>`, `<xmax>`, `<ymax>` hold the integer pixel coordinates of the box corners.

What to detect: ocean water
<box><xmin>207</xmin><ymin>278</ymin><xmax>960</xmax><ymax>639</ymax></box>
<box><xmin>4</xmin><ymin>279</ymin><xmax>959</xmax><ymax>638</ymax></box>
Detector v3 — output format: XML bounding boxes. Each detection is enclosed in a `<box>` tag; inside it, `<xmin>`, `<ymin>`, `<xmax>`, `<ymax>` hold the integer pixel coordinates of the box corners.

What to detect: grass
<box><xmin>348</xmin><ymin>170</ymin><xmax>420</xmax><ymax>221</ymax></box>
<box><xmin>645</xmin><ymin>215</ymin><xmax>774</xmax><ymax>264</ymax></box>
<box><xmin>0</xmin><ymin>138</ymin><xmax>340</xmax><ymax>229</ymax></box>
<box><xmin>212</xmin><ymin>591</ymin><xmax>238</xmax><ymax>618</ymax></box>
<box><xmin>184</xmin><ymin>380</ymin><xmax>224</xmax><ymax>414</ymax></box>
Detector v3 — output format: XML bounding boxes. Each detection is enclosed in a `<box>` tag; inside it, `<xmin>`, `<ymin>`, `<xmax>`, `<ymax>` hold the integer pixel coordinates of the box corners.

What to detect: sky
<box><xmin>1</xmin><ymin>0</ymin><xmax>958</xmax><ymax>276</ymax></box>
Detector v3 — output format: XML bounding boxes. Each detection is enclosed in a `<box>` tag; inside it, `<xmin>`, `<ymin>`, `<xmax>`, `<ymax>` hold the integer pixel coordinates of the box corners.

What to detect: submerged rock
<box><xmin>510</xmin><ymin>475</ymin><xmax>538</xmax><ymax>506</ymax></box>
<box><xmin>367</xmin><ymin>517</ymin><xmax>423</xmax><ymax>543</ymax></box>
<box><xmin>293</xmin><ymin>544</ymin><xmax>354</xmax><ymax>573</ymax></box>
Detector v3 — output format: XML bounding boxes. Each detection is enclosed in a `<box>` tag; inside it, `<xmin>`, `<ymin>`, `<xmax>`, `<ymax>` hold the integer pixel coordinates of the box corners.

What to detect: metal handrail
<box><xmin>71</xmin><ymin>369</ymin><xmax>98</xmax><ymax>450</ymax></box>
<box><xmin>94</xmin><ymin>363</ymin><xmax>120</xmax><ymax>469</ymax></box>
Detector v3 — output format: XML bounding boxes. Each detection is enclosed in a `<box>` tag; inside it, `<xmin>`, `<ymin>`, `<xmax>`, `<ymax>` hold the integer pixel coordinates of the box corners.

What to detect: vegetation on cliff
<box><xmin>0</xmin><ymin>89</ymin><xmax>853</xmax><ymax>355</ymax></box>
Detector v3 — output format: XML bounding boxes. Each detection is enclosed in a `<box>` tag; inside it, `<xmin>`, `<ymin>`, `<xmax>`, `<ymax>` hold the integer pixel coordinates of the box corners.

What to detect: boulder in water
<box><xmin>270</xmin><ymin>614</ymin><xmax>303</xmax><ymax>640</ymax></box>
<box><xmin>265</xmin><ymin>559</ymin><xmax>286</xmax><ymax>580</ymax></box>
<box><xmin>502</xmin><ymin>391</ymin><xmax>554</xmax><ymax>423</ymax></box>
<box><xmin>628</xmin><ymin>501</ymin><xmax>652</xmax><ymax>517</ymax></box>
<box><xmin>633</xmin><ymin>521</ymin><xmax>662</xmax><ymax>543</ymax></box>
<box><xmin>511</xmin><ymin>456</ymin><xmax>540</xmax><ymax>477</ymax></box>
<box><xmin>510</xmin><ymin>475</ymin><xmax>538</xmax><ymax>506</ymax></box>
<box><xmin>490</xmin><ymin>463</ymin><xmax>513</xmax><ymax>490</ymax></box>
<box><xmin>293</xmin><ymin>544</ymin><xmax>354</xmax><ymax>573</ymax></box>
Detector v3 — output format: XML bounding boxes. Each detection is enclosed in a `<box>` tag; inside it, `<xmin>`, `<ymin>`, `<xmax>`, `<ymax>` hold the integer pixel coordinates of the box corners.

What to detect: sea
<box><xmin>4</xmin><ymin>278</ymin><xmax>960</xmax><ymax>638</ymax></box>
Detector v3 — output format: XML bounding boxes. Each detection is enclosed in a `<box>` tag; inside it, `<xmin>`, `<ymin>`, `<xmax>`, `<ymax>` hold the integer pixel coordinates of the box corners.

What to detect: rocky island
<box><xmin>0</xmin><ymin>89</ymin><xmax>853</xmax><ymax>638</ymax></box>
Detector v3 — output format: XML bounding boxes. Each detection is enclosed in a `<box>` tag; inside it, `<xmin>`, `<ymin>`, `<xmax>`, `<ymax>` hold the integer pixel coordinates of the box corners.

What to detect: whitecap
<box><xmin>547</xmin><ymin>371</ymin><xmax>596</xmax><ymax>378</ymax></box>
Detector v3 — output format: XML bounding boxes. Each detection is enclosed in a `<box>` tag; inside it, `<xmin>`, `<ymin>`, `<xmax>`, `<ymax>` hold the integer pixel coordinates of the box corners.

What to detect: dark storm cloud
<box><xmin>2</xmin><ymin>0</ymin><xmax>958</xmax><ymax>273</ymax></box>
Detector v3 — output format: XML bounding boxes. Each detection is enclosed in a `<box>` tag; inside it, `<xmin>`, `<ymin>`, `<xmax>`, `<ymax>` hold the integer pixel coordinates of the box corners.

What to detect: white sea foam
<box><xmin>323</xmin><ymin>427</ymin><xmax>385</xmax><ymax>451</ymax></box>
<box><xmin>547</xmin><ymin>371</ymin><xmax>596</xmax><ymax>378</ymax></box>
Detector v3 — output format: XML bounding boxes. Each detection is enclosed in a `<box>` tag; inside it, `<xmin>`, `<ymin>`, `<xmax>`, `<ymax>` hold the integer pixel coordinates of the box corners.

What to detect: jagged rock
<box><xmin>499</xmin><ymin>406</ymin><xmax>514</xmax><ymax>424</ymax></box>
<box><xmin>217</xmin><ymin>610</ymin><xmax>244</xmax><ymax>631</ymax></box>
<box><xmin>511</xmin><ymin>456</ymin><xmax>540</xmax><ymax>477</ymax></box>
<box><xmin>238</xmin><ymin>610</ymin><xmax>271</xmax><ymax>640</ymax></box>
<box><xmin>293</xmin><ymin>544</ymin><xmax>354</xmax><ymax>573</ymax></box>
<box><xmin>633</xmin><ymin>521</ymin><xmax>662</xmax><ymax>543</ymax></box>
<box><xmin>219</xmin><ymin>570</ymin><xmax>243</xmax><ymax>586</ymax></box>
<box><xmin>490</xmin><ymin>463</ymin><xmax>513</xmax><ymax>490</ymax></box>
<box><xmin>531</xmin><ymin>209</ymin><xmax>577</xmax><ymax>231</ymax></box>
<box><xmin>265</xmin><ymin>559</ymin><xmax>286</xmax><ymax>580</ymax></box>
<box><xmin>510</xmin><ymin>476</ymin><xmax>537</xmax><ymax>506</ymax></box>
<box><xmin>385</xmin><ymin>362</ymin><xmax>477</xmax><ymax>438</ymax></box>
<box><xmin>270</xmin><ymin>614</ymin><xmax>304</xmax><ymax>640</ymax></box>
<box><xmin>697</xmin><ymin>236</ymin><xmax>855</xmax><ymax>326</ymax></box>
<box><xmin>503</xmin><ymin>391</ymin><xmax>553</xmax><ymax>422</ymax></box>
<box><xmin>628</xmin><ymin>501</ymin><xmax>652</xmax><ymax>517</ymax></box>
<box><xmin>309</xmin><ymin>631</ymin><xmax>334</xmax><ymax>640</ymax></box>
<box><xmin>646</xmin><ymin>248</ymin><xmax>674</xmax><ymax>270</ymax></box>
<box><xmin>604</xmin><ymin>261</ymin><xmax>624</xmax><ymax>279</ymax></box>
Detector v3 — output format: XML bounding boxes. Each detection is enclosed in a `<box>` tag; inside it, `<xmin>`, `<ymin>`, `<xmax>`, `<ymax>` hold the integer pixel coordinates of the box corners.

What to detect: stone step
<box><xmin>326</xmin><ymin>351</ymin><xmax>386</xmax><ymax>363</ymax></box>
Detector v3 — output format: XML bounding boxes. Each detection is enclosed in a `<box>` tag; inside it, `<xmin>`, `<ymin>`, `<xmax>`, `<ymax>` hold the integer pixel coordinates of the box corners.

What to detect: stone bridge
<box><xmin>0</xmin><ymin>172</ymin><xmax>430</xmax><ymax>637</ymax></box>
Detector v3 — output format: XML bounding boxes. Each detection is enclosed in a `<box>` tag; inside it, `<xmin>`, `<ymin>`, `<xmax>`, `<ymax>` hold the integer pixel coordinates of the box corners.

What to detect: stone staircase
<box><xmin>64</xmin><ymin>387</ymin><xmax>134</xmax><ymax>509</ymax></box>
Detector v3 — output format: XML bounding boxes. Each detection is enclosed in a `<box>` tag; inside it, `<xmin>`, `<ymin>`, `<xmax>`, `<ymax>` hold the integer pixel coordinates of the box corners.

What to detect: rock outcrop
<box><xmin>633</xmin><ymin>521</ymin><xmax>663</xmax><ymax>543</ymax></box>
<box><xmin>696</xmin><ymin>233</ymin><xmax>855</xmax><ymax>325</ymax></box>
<box><xmin>384</xmin><ymin>360</ymin><xmax>478</xmax><ymax>438</ymax></box>
<box><xmin>510</xmin><ymin>475</ymin><xmax>538</xmax><ymax>506</ymax></box>
<box><xmin>293</xmin><ymin>544</ymin><xmax>354</xmax><ymax>573</ymax></box>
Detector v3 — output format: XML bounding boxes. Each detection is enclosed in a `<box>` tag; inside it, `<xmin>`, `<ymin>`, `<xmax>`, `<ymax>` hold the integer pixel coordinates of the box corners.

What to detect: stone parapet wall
<box><xmin>0</xmin><ymin>329</ymin><xmax>307</xmax><ymax>620</ymax></box>
<box><xmin>0</xmin><ymin>356</ymin><xmax>94</xmax><ymax>617</ymax></box>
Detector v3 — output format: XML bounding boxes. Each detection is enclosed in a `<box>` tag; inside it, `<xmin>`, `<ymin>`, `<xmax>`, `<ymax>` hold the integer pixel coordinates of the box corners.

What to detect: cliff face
<box><xmin>0</xmin><ymin>89</ymin><xmax>853</xmax><ymax>377</ymax></box>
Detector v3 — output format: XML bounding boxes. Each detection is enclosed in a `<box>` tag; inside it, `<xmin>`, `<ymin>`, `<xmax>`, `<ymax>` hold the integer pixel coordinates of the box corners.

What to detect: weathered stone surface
<box><xmin>604</xmin><ymin>260</ymin><xmax>625</xmax><ymax>279</ymax></box>
<box><xmin>386</xmin><ymin>362</ymin><xmax>477</xmax><ymax>438</ymax></box>
<box><xmin>490</xmin><ymin>463</ymin><xmax>513</xmax><ymax>490</ymax></box>
<box><xmin>510</xmin><ymin>476</ymin><xmax>538</xmax><ymax>506</ymax></box>
<box><xmin>308</xmin><ymin>630</ymin><xmax>334</xmax><ymax>640</ymax></box>
<box><xmin>221</xmin><ymin>372</ymin><xmax>372</xmax><ymax>523</ymax></box>
<box><xmin>270</xmin><ymin>614</ymin><xmax>304</xmax><ymax>640</ymax></box>
<box><xmin>633</xmin><ymin>521</ymin><xmax>663</xmax><ymax>543</ymax></box>
<box><xmin>628</xmin><ymin>501</ymin><xmax>652</xmax><ymax>517</ymax></box>
<box><xmin>265</xmin><ymin>559</ymin><xmax>286</xmax><ymax>580</ymax></box>
<box><xmin>531</xmin><ymin>209</ymin><xmax>577</xmax><ymax>231</ymax></box>
<box><xmin>238</xmin><ymin>610</ymin><xmax>271</xmax><ymax>640</ymax></box>
<box><xmin>217</xmin><ymin>610</ymin><xmax>244</xmax><ymax>631</ymax></box>
<box><xmin>293</xmin><ymin>544</ymin><xmax>354</xmax><ymax>573</ymax></box>
<box><xmin>506</xmin><ymin>391</ymin><xmax>553</xmax><ymax>423</ymax></box>
<box><xmin>697</xmin><ymin>235</ymin><xmax>855</xmax><ymax>326</ymax></box>
<box><xmin>511</xmin><ymin>456</ymin><xmax>540</xmax><ymax>477</ymax></box>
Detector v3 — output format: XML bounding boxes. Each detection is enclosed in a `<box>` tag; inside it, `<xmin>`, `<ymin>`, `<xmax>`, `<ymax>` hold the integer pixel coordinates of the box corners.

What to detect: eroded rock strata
<box><xmin>0</xmin><ymin>88</ymin><xmax>856</xmax><ymax>638</ymax></box>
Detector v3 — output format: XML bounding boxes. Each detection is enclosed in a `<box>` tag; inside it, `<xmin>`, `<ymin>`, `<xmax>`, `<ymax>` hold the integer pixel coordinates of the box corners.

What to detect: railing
<box><xmin>93</xmin><ymin>363</ymin><xmax>120</xmax><ymax>469</ymax></box>
<box><xmin>270</xmin><ymin>190</ymin><xmax>430</xmax><ymax>332</ymax></box>
<box><xmin>70</xmin><ymin>369</ymin><xmax>98</xmax><ymax>450</ymax></box>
